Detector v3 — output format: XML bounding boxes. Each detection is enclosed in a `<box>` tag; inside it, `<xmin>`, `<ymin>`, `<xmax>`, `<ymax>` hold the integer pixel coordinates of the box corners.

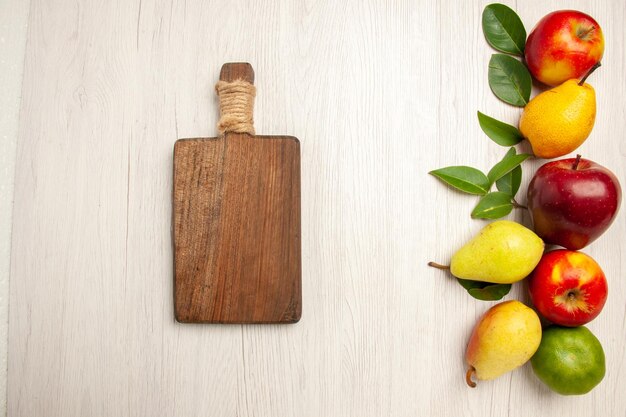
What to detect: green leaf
<box><xmin>477</xmin><ymin>111</ymin><xmax>524</xmax><ymax>146</ymax></box>
<box><xmin>496</xmin><ymin>165</ymin><xmax>522</xmax><ymax>196</ymax></box>
<box><xmin>471</xmin><ymin>191</ymin><xmax>513</xmax><ymax>219</ymax></box>
<box><xmin>468</xmin><ymin>284</ymin><xmax>511</xmax><ymax>301</ymax></box>
<box><xmin>482</xmin><ymin>4</ymin><xmax>526</xmax><ymax>55</ymax></box>
<box><xmin>429</xmin><ymin>166</ymin><xmax>490</xmax><ymax>195</ymax></box>
<box><xmin>457</xmin><ymin>279</ymin><xmax>512</xmax><ymax>301</ymax></box>
<box><xmin>488</xmin><ymin>54</ymin><xmax>532</xmax><ymax>107</ymax></box>
<box><xmin>487</xmin><ymin>149</ymin><xmax>530</xmax><ymax>184</ymax></box>
<box><xmin>456</xmin><ymin>278</ymin><xmax>485</xmax><ymax>291</ymax></box>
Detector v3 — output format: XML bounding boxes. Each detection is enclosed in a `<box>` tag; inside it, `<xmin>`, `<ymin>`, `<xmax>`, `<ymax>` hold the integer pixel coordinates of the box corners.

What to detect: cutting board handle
<box><xmin>216</xmin><ymin>63</ymin><xmax>256</xmax><ymax>135</ymax></box>
<box><xmin>220</xmin><ymin>62</ymin><xmax>254</xmax><ymax>84</ymax></box>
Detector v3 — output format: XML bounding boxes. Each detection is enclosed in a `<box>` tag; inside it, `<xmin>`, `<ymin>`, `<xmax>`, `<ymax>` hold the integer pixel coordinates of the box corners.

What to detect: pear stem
<box><xmin>578</xmin><ymin>62</ymin><xmax>601</xmax><ymax>86</ymax></box>
<box><xmin>577</xmin><ymin>25</ymin><xmax>596</xmax><ymax>39</ymax></box>
<box><xmin>428</xmin><ymin>261</ymin><xmax>450</xmax><ymax>270</ymax></box>
<box><xmin>572</xmin><ymin>154</ymin><xmax>582</xmax><ymax>170</ymax></box>
<box><xmin>466</xmin><ymin>366</ymin><xmax>477</xmax><ymax>388</ymax></box>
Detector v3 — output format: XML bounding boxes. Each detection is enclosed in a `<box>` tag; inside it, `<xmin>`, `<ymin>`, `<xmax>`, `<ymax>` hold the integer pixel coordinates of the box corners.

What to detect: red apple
<box><xmin>527</xmin><ymin>156</ymin><xmax>621</xmax><ymax>250</ymax></box>
<box><xmin>525</xmin><ymin>10</ymin><xmax>604</xmax><ymax>86</ymax></box>
<box><xmin>528</xmin><ymin>250</ymin><xmax>607</xmax><ymax>327</ymax></box>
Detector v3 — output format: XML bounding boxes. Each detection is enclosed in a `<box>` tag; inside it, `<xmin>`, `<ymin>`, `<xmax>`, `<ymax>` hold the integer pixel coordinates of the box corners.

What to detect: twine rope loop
<box><xmin>215</xmin><ymin>79</ymin><xmax>256</xmax><ymax>135</ymax></box>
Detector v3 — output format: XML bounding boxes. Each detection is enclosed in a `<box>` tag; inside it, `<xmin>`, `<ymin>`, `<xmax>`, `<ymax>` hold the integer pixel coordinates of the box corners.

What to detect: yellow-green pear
<box><xmin>450</xmin><ymin>220</ymin><xmax>544</xmax><ymax>284</ymax></box>
<box><xmin>465</xmin><ymin>300</ymin><xmax>542</xmax><ymax>387</ymax></box>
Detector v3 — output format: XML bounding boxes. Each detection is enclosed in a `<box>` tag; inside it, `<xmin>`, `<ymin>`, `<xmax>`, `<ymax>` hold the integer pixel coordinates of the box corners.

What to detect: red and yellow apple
<box><xmin>525</xmin><ymin>10</ymin><xmax>604</xmax><ymax>86</ymax></box>
<box><xmin>528</xmin><ymin>250</ymin><xmax>607</xmax><ymax>327</ymax></box>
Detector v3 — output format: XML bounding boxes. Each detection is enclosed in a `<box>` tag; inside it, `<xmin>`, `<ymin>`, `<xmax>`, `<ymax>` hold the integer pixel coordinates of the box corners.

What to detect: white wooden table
<box><xmin>3</xmin><ymin>1</ymin><xmax>626</xmax><ymax>416</ymax></box>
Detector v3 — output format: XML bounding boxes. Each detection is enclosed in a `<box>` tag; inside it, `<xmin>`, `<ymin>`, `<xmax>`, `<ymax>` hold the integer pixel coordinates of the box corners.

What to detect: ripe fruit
<box><xmin>525</xmin><ymin>10</ymin><xmax>604</xmax><ymax>86</ymax></box>
<box><xmin>448</xmin><ymin>220</ymin><xmax>544</xmax><ymax>284</ymax></box>
<box><xmin>527</xmin><ymin>156</ymin><xmax>622</xmax><ymax>250</ymax></box>
<box><xmin>528</xmin><ymin>250</ymin><xmax>607</xmax><ymax>326</ymax></box>
<box><xmin>519</xmin><ymin>72</ymin><xmax>598</xmax><ymax>159</ymax></box>
<box><xmin>531</xmin><ymin>326</ymin><xmax>605</xmax><ymax>395</ymax></box>
<box><xmin>466</xmin><ymin>300</ymin><xmax>542</xmax><ymax>387</ymax></box>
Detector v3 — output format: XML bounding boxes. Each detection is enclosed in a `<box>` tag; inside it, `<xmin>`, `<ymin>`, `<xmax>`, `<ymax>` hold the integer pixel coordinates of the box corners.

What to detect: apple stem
<box><xmin>573</xmin><ymin>154</ymin><xmax>582</xmax><ymax>170</ymax></box>
<box><xmin>466</xmin><ymin>366</ymin><xmax>477</xmax><ymax>388</ymax></box>
<box><xmin>578</xmin><ymin>62</ymin><xmax>601</xmax><ymax>86</ymax></box>
<box><xmin>428</xmin><ymin>261</ymin><xmax>450</xmax><ymax>270</ymax></box>
<box><xmin>512</xmin><ymin>199</ymin><xmax>528</xmax><ymax>210</ymax></box>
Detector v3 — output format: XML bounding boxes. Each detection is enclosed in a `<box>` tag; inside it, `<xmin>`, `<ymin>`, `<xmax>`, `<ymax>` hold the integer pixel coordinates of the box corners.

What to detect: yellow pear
<box><xmin>465</xmin><ymin>300</ymin><xmax>542</xmax><ymax>387</ymax></box>
<box><xmin>519</xmin><ymin>65</ymin><xmax>600</xmax><ymax>159</ymax></box>
<box><xmin>449</xmin><ymin>220</ymin><xmax>544</xmax><ymax>284</ymax></box>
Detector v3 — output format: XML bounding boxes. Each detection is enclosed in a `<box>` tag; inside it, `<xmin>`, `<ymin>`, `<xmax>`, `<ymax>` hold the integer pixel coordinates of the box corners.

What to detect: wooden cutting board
<box><xmin>173</xmin><ymin>63</ymin><xmax>301</xmax><ymax>324</ymax></box>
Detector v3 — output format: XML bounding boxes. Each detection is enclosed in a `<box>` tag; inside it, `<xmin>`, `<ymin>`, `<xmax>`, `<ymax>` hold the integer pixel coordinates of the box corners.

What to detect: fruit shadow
<box><xmin>519</xmin><ymin>268</ymin><xmax>561</xmax><ymax>399</ymax></box>
<box><xmin>530</xmin><ymin>76</ymin><xmax>551</xmax><ymax>98</ymax></box>
<box><xmin>517</xmin><ymin>140</ymin><xmax>534</xmax><ymax>157</ymax></box>
<box><xmin>520</xmin><ymin>359</ymin><xmax>555</xmax><ymax>398</ymax></box>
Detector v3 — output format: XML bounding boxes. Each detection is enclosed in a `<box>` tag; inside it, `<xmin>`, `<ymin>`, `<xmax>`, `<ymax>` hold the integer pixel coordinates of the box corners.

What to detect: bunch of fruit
<box><xmin>429</xmin><ymin>6</ymin><xmax>622</xmax><ymax>396</ymax></box>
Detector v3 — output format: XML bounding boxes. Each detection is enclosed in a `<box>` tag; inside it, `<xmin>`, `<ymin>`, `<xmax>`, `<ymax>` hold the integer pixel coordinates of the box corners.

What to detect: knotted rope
<box><xmin>215</xmin><ymin>79</ymin><xmax>256</xmax><ymax>135</ymax></box>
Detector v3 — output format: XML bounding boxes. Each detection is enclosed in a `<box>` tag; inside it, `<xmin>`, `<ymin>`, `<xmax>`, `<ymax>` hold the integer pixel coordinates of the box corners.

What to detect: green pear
<box><xmin>450</xmin><ymin>220</ymin><xmax>544</xmax><ymax>284</ymax></box>
<box><xmin>466</xmin><ymin>300</ymin><xmax>542</xmax><ymax>387</ymax></box>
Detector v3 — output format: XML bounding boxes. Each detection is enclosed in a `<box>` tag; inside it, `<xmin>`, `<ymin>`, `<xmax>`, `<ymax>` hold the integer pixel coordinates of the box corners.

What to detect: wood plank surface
<box><xmin>0</xmin><ymin>1</ymin><xmax>31</xmax><ymax>416</ymax></box>
<box><xmin>173</xmin><ymin>134</ymin><xmax>301</xmax><ymax>323</ymax></box>
<box><xmin>6</xmin><ymin>0</ymin><xmax>626</xmax><ymax>416</ymax></box>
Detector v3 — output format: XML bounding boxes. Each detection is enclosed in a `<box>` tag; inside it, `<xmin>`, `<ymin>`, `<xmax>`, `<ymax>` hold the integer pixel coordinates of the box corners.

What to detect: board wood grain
<box><xmin>173</xmin><ymin>63</ymin><xmax>301</xmax><ymax>323</ymax></box>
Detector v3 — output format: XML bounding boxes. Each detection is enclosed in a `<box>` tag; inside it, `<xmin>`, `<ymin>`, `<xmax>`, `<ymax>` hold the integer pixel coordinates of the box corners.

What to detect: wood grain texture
<box><xmin>173</xmin><ymin>133</ymin><xmax>301</xmax><ymax>323</ymax></box>
<box><xmin>6</xmin><ymin>0</ymin><xmax>626</xmax><ymax>416</ymax></box>
<box><xmin>0</xmin><ymin>1</ymin><xmax>31</xmax><ymax>416</ymax></box>
<box><xmin>173</xmin><ymin>63</ymin><xmax>301</xmax><ymax>324</ymax></box>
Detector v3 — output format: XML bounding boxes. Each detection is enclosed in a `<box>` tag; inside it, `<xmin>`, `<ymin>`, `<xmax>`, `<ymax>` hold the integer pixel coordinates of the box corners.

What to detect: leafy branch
<box><xmin>430</xmin><ymin>113</ymin><xmax>531</xmax><ymax>219</ymax></box>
